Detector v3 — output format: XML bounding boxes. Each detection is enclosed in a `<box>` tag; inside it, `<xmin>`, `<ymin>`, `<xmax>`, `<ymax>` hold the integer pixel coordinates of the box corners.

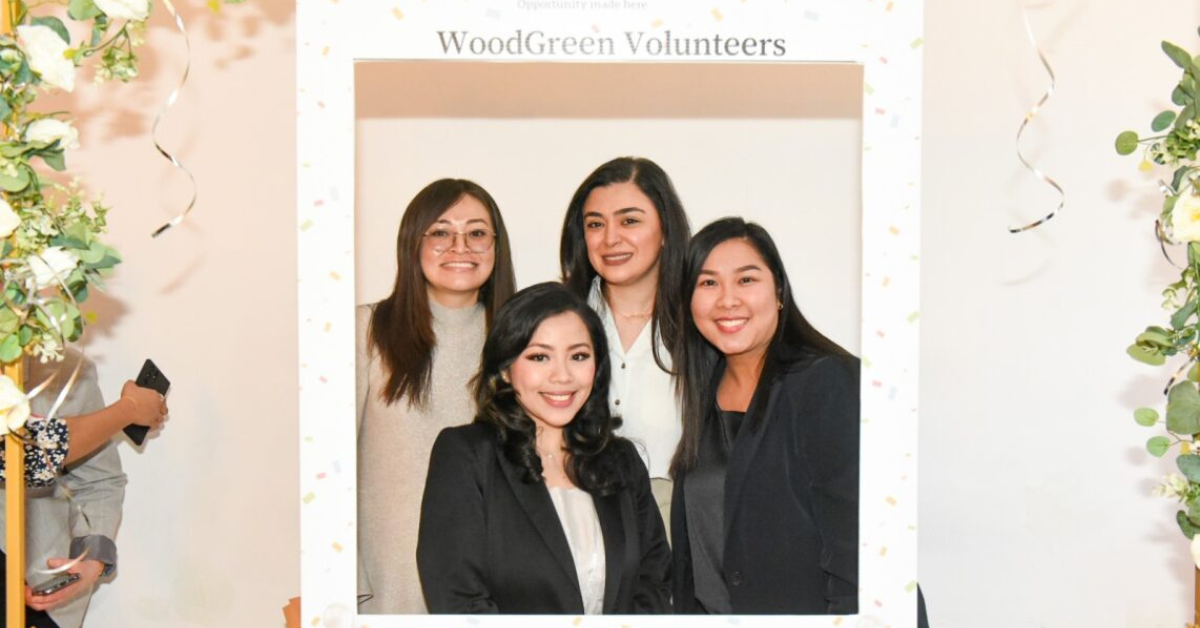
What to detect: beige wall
<box><xmin>28</xmin><ymin>0</ymin><xmax>1200</xmax><ymax>625</ymax></box>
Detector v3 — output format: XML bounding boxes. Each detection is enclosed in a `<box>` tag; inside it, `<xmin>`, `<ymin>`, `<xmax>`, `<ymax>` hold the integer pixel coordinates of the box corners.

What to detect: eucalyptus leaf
<box><xmin>1189</xmin><ymin>498</ymin><xmax>1200</xmax><ymax>526</ymax></box>
<box><xmin>1128</xmin><ymin>344</ymin><xmax>1167</xmax><ymax>366</ymax></box>
<box><xmin>1175</xmin><ymin>167</ymin><xmax>1192</xmax><ymax>193</ymax></box>
<box><xmin>1180</xmin><ymin>454</ymin><xmax>1200</xmax><ymax>481</ymax></box>
<box><xmin>68</xmin><ymin>0</ymin><xmax>103</xmax><ymax>20</ymax></box>
<box><xmin>0</xmin><ymin>167</ymin><xmax>30</xmax><ymax>193</ymax></box>
<box><xmin>1179</xmin><ymin>104</ymin><xmax>1197</xmax><ymax>131</ymax></box>
<box><xmin>1154</xmin><ymin>110</ymin><xmax>1178</xmax><ymax>132</ymax></box>
<box><xmin>1191</xmin><ymin>362</ymin><xmax>1200</xmax><ymax>382</ymax></box>
<box><xmin>1116</xmin><ymin>131</ymin><xmax>1140</xmax><ymax>155</ymax></box>
<box><xmin>1138</xmin><ymin>329</ymin><xmax>1175</xmax><ymax>348</ymax></box>
<box><xmin>40</xmin><ymin>150</ymin><xmax>64</xmax><ymax>172</ymax></box>
<box><xmin>1174</xmin><ymin>85</ymin><xmax>1192</xmax><ymax>106</ymax></box>
<box><xmin>1180</xmin><ymin>510</ymin><xmax>1199</xmax><ymax>539</ymax></box>
<box><xmin>1136</xmin><ymin>407</ymin><xmax>1161</xmax><ymax>426</ymax></box>
<box><xmin>0</xmin><ymin>334</ymin><xmax>19</xmax><ymax>363</ymax></box>
<box><xmin>1170</xmin><ymin>298</ymin><xmax>1194</xmax><ymax>327</ymax></box>
<box><xmin>30</xmin><ymin>17</ymin><xmax>69</xmax><ymax>44</ymax></box>
<box><xmin>1149</xmin><ymin>435</ymin><xmax>1173</xmax><ymax>457</ymax></box>
<box><xmin>1165</xmin><ymin>41</ymin><xmax>1194</xmax><ymax>70</ymax></box>
<box><xmin>0</xmin><ymin>309</ymin><xmax>17</xmax><ymax>336</ymax></box>
<box><xmin>1169</xmin><ymin>381</ymin><xmax>1200</xmax><ymax>434</ymax></box>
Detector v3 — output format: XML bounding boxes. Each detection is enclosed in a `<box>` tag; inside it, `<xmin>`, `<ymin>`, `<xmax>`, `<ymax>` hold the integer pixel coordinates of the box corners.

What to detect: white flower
<box><xmin>95</xmin><ymin>0</ymin><xmax>150</xmax><ymax>21</ymax></box>
<box><xmin>17</xmin><ymin>25</ymin><xmax>74</xmax><ymax>92</ymax></box>
<box><xmin>1153</xmin><ymin>473</ymin><xmax>1191</xmax><ymax>501</ymax></box>
<box><xmin>1170</xmin><ymin>189</ymin><xmax>1200</xmax><ymax>243</ymax></box>
<box><xmin>25</xmin><ymin>118</ymin><xmax>79</xmax><ymax>150</ymax></box>
<box><xmin>1191</xmin><ymin>534</ymin><xmax>1200</xmax><ymax>570</ymax></box>
<box><xmin>0</xmin><ymin>374</ymin><xmax>30</xmax><ymax>435</ymax></box>
<box><xmin>0</xmin><ymin>199</ymin><xmax>18</xmax><ymax>239</ymax></box>
<box><xmin>27</xmin><ymin>247</ymin><xmax>79</xmax><ymax>289</ymax></box>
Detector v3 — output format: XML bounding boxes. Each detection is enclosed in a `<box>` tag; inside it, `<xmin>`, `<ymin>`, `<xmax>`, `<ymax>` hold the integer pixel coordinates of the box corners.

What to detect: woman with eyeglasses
<box><xmin>356</xmin><ymin>178</ymin><xmax>516</xmax><ymax>614</ymax></box>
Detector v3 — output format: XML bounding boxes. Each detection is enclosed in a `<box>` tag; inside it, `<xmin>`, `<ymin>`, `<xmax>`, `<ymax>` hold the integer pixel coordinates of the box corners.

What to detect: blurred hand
<box><xmin>25</xmin><ymin>558</ymin><xmax>104</xmax><ymax>611</ymax></box>
<box><xmin>120</xmin><ymin>380</ymin><xmax>167</xmax><ymax>428</ymax></box>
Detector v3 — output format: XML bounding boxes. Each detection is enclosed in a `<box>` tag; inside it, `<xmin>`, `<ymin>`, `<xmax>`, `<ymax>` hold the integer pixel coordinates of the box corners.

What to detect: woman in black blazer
<box><xmin>417</xmin><ymin>282</ymin><xmax>671</xmax><ymax>614</ymax></box>
<box><xmin>670</xmin><ymin>217</ymin><xmax>859</xmax><ymax>614</ymax></box>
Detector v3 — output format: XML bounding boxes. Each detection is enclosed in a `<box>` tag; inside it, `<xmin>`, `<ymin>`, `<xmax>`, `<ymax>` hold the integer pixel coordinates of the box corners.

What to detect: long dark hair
<box><xmin>559</xmin><ymin>157</ymin><xmax>691</xmax><ymax>367</ymax></box>
<box><xmin>473</xmin><ymin>282</ymin><xmax>631</xmax><ymax>496</ymax></box>
<box><xmin>368</xmin><ymin>179</ymin><xmax>517</xmax><ymax>407</ymax></box>
<box><xmin>670</xmin><ymin>217</ymin><xmax>851</xmax><ymax>477</ymax></box>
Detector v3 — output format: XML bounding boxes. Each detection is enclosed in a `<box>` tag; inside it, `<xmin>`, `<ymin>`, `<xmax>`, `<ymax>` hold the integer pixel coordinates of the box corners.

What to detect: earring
<box><xmin>777</xmin><ymin>302</ymin><xmax>784</xmax><ymax>310</ymax></box>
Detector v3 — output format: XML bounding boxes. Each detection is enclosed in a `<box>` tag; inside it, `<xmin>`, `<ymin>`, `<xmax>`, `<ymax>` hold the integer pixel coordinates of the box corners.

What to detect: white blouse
<box><xmin>588</xmin><ymin>278</ymin><xmax>683</xmax><ymax>480</ymax></box>
<box><xmin>547</xmin><ymin>486</ymin><xmax>606</xmax><ymax>614</ymax></box>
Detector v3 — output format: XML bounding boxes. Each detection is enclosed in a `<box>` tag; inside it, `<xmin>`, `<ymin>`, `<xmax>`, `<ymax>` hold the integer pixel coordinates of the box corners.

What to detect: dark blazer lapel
<box><xmin>594</xmin><ymin>490</ymin><xmax>632</xmax><ymax>613</ymax></box>
<box><xmin>723</xmin><ymin>376</ymin><xmax>785</xmax><ymax>538</ymax></box>
<box><xmin>496</xmin><ymin>454</ymin><xmax>582</xmax><ymax>597</ymax></box>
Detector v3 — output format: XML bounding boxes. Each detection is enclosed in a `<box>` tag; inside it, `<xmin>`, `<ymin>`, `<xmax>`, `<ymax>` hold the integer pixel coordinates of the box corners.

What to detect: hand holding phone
<box><xmin>30</xmin><ymin>571</ymin><xmax>80</xmax><ymax>596</ymax></box>
<box><xmin>123</xmin><ymin>359</ymin><xmax>170</xmax><ymax>446</ymax></box>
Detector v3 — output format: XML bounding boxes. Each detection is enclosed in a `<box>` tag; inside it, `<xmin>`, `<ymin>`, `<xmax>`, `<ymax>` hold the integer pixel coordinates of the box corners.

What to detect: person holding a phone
<box><xmin>1</xmin><ymin>351</ymin><xmax>161</xmax><ymax>628</ymax></box>
<box><xmin>0</xmin><ymin>367</ymin><xmax>166</xmax><ymax>488</ymax></box>
<box><xmin>357</xmin><ymin>178</ymin><xmax>516</xmax><ymax>614</ymax></box>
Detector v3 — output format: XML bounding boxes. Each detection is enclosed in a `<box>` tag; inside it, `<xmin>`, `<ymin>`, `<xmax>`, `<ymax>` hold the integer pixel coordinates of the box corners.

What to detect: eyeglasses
<box><xmin>422</xmin><ymin>228</ymin><xmax>497</xmax><ymax>254</ymax></box>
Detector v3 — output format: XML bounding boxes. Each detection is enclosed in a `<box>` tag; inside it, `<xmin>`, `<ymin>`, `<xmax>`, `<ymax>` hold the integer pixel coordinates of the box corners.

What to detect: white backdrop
<box><xmin>20</xmin><ymin>0</ymin><xmax>1200</xmax><ymax>626</ymax></box>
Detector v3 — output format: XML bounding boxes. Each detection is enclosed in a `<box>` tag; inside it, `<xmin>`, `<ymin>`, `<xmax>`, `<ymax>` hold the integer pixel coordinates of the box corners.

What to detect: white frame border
<box><xmin>297</xmin><ymin>2</ymin><xmax>922</xmax><ymax>627</ymax></box>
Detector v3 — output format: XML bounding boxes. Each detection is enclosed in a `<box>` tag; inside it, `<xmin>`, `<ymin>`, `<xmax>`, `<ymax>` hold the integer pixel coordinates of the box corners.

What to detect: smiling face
<box><xmin>690</xmin><ymin>238</ymin><xmax>780</xmax><ymax>365</ymax></box>
<box><xmin>505</xmin><ymin>311</ymin><xmax>596</xmax><ymax>434</ymax></box>
<box><xmin>581</xmin><ymin>181</ymin><xmax>664</xmax><ymax>290</ymax></box>
<box><xmin>419</xmin><ymin>194</ymin><xmax>496</xmax><ymax>308</ymax></box>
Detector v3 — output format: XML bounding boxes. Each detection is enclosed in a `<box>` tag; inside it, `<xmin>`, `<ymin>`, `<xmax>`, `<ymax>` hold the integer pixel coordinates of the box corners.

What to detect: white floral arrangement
<box><xmin>0</xmin><ymin>0</ymin><xmax>158</xmax><ymax>366</ymax></box>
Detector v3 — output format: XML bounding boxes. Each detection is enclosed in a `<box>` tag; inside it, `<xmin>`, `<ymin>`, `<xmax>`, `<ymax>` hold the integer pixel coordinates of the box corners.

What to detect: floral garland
<box><xmin>0</xmin><ymin>0</ymin><xmax>162</xmax><ymax>375</ymax></box>
<box><xmin>1117</xmin><ymin>30</ymin><xmax>1200</xmax><ymax>567</ymax></box>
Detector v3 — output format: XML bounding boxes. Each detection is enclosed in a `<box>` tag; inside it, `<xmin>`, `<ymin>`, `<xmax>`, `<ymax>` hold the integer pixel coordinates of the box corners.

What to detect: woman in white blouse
<box><xmin>417</xmin><ymin>282</ymin><xmax>670</xmax><ymax>614</ymax></box>
<box><xmin>559</xmin><ymin>157</ymin><xmax>691</xmax><ymax>523</ymax></box>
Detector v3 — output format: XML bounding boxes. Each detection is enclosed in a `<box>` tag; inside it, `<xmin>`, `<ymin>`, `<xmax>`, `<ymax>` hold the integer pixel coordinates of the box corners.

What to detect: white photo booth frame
<box><xmin>297</xmin><ymin>2</ymin><xmax>922</xmax><ymax>627</ymax></box>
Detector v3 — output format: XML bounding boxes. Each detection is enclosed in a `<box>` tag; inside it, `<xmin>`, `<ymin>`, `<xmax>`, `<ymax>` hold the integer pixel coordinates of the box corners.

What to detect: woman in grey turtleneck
<box><xmin>355</xmin><ymin>178</ymin><xmax>516</xmax><ymax>614</ymax></box>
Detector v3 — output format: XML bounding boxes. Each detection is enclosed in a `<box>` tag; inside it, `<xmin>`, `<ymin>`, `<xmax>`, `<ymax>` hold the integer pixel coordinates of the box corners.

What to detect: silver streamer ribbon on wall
<box><xmin>1009</xmin><ymin>6</ymin><xmax>1065</xmax><ymax>234</ymax></box>
<box><xmin>150</xmin><ymin>0</ymin><xmax>195</xmax><ymax>238</ymax></box>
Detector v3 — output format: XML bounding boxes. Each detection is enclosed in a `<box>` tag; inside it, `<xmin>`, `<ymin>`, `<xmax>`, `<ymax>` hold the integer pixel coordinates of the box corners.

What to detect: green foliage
<box><xmin>1149</xmin><ymin>435</ymin><xmax>1172</xmax><ymax>457</ymax></box>
<box><xmin>1169</xmin><ymin>382</ymin><xmax>1200</xmax><ymax>434</ymax></box>
<box><xmin>1136</xmin><ymin>407</ymin><xmax>1161</xmax><ymax>426</ymax></box>
<box><xmin>1116</xmin><ymin>131</ymin><xmax>1140</xmax><ymax>155</ymax></box>
<box><xmin>1180</xmin><ymin>510</ymin><xmax>1200</xmax><ymax>539</ymax></box>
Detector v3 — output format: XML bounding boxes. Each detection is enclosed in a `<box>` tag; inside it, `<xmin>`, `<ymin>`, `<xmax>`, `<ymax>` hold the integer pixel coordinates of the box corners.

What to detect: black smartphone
<box><xmin>31</xmin><ymin>572</ymin><xmax>80</xmax><ymax>596</ymax></box>
<box><xmin>123</xmin><ymin>359</ymin><xmax>170</xmax><ymax>446</ymax></box>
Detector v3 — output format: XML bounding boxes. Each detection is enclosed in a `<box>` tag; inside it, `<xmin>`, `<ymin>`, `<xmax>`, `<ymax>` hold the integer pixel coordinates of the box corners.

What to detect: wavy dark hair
<box><xmin>559</xmin><ymin>157</ymin><xmax>691</xmax><ymax>368</ymax></box>
<box><xmin>670</xmin><ymin>217</ymin><xmax>851</xmax><ymax>477</ymax></box>
<box><xmin>368</xmin><ymin>179</ymin><xmax>517</xmax><ymax>407</ymax></box>
<box><xmin>473</xmin><ymin>282</ymin><xmax>631</xmax><ymax>496</ymax></box>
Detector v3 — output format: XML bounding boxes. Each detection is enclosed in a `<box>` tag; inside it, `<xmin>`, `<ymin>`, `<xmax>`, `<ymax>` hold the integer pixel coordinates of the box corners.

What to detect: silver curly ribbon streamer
<box><xmin>150</xmin><ymin>0</ymin><xmax>195</xmax><ymax>238</ymax></box>
<box><xmin>1009</xmin><ymin>7</ymin><xmax>1065</xmax><ymax>234</ymax></box>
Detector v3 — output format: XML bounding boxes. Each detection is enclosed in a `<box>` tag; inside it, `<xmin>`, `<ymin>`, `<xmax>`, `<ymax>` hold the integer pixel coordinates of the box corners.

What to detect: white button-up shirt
<box><xmin>588</xmin><ymin>278</ymin><xmax>682</xmax><ymax>480</ymax></box>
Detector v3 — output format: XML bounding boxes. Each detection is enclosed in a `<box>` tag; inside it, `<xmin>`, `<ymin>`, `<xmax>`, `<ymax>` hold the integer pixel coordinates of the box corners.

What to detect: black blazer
<box><xmin>672</xmin><ymin>351</ymin><xmax>859</xmax><ymax>614</ymax></box>
<box><xmin>417</xmin><ymin>423</ymin><xmax>671</xmax><ymax>614</ymax></box>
